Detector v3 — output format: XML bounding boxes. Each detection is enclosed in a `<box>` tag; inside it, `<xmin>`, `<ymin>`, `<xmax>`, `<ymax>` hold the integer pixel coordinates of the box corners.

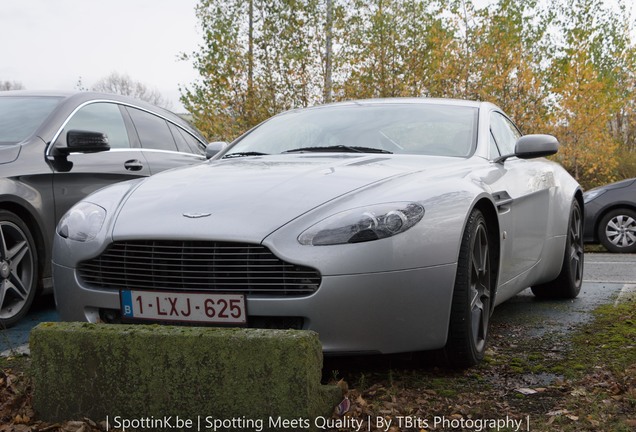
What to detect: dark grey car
<box><xmin>0</xmin><ymin>91</ymin><xmax>211</xmax><ymax>326</ymax></box>
<box><xmin>584</xmin><ymin>178</ymin><xmax>636</xmax><ymax>253</ymax></box>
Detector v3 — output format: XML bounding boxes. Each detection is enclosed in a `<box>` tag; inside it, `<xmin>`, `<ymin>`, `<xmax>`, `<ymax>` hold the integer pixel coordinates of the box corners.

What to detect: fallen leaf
<box><xmin>570</xmin><ymin>387</ymin><xmax>587</xmax><ymax>397</ymax></box>
<box><xmin>546</xmin><ymin>409</ymin><xmax>569</xmax><ymax>416</ymax></box>
<box><xmin>14</xmin><ymin>414</ymin><xmax>31</xmax><ymax>424</ymax></box>
<box><xmin>336</xmin><ymin>396</ymin><xmax>351</xmax><ymax>416</ymax></box>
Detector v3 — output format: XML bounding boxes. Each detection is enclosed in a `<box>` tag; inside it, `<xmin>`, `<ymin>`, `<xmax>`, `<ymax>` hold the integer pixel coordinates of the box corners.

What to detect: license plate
<box><xmin>120</xmin><ymin>290</ymin><xmax>247</xmax><ymax>325</ymax></box>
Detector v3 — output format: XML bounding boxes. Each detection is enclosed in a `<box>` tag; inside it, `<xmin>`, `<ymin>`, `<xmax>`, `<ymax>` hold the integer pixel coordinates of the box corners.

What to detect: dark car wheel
<box><xmin>0</xmin><ymin>210</ymin><xmax>38</xmax><ymax>328</ymax></box>
<box><xmin>531</xmin><ymin>200</ymin><xmax>583</xmax><ymax>299</ymax></box>
<box><xmin>598</xmin><ymin>208</ymin><xmax>636</xmax><ymax>253</ymax></box>
<box><xmin>443</xmin><ymin>209</ymin><xmax>492</xmax><ymax>368</ymax></box>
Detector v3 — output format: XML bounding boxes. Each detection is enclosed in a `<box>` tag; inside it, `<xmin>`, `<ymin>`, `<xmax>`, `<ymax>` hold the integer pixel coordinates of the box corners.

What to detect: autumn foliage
<box><xmin>181</xmin><ymin>0</ymin><xmax>636</xmax><ymax>189</ymax></box>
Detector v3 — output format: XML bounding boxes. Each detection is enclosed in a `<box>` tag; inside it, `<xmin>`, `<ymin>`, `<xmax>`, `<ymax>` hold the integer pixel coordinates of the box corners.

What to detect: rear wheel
<box><xmin>443</xmin><ymin>209</ymin><xmax>492</xmax><ymax>368</ymax></box>
<box><xmin>597</xmin><ymin>208</ymin><xmax>636</xmax><ymax>253</ymax></box>
<box><xmin>0</xmin><ymin>210</ymin><xmax>38</xmax><ymax>328</ymax></box>
<box><xmin>531</xmin><ymin>200</ymin><xmax>583</xmax><ymax>299</ymax></box>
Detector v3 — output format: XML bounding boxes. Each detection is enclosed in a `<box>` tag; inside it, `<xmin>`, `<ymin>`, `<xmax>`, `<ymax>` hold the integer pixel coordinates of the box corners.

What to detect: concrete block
<box><xmin>31</xmin><ymin>322</ymin><xmax>341</xmax><ymax>430</ymax></box>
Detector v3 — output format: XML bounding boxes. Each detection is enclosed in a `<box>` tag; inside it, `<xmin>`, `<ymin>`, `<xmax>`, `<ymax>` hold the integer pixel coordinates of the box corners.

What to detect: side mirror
<box><xmin>515</xmin><ymin>134</ymin><xmax>559</xmax><ymax>159</ymax></box>
<box><xmin>205</xmin><ymin>141</ymin><xmax>228</xmax><ymax>159</ymax></box>
<box><xmin>55</xmin><ymin>130</ymin><xmax>110</xmax><ymax>156</ymax></box>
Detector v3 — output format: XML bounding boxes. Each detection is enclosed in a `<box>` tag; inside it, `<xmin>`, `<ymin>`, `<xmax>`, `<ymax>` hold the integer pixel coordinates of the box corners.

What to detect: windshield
<box><xmin>0</xmin><ymin>96</ymin><xmax>63</xmax><ymax>145</ymax></box>
<box><xmin>226</xmin><ymin>103</ymin><xmax>478</xmax><ymax>158</ymax></box>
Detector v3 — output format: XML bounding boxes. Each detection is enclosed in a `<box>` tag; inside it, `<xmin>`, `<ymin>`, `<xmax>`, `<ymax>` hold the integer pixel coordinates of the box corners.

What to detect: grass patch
<box><xmin>0</xmin><ymin>353</ymin><xmax>31</xmax><ymax>373</ymax></box>
<box><xmin>585</xmin><ymin>244</ymin><xmax>608</xmax><ymax>253</ymax></box>
<box><xmin>528</xmin><ymin>300</ymin><xmax>636</xmax><ymax>431</ymax></box>
<box><xmin>561</xmin><ymin>301</ymin><xmax>636</xmax><ymax>378</ymax></box>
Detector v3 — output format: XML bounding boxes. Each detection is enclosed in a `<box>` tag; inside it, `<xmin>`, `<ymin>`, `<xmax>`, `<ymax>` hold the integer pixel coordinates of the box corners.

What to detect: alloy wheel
<box><xmin>469</xmin><ymin>222</ymin><xmax>491</xmax><ymax>354</ymax></box>
<box><xmin>568</xmin><ymin>204</ymin><xmax>584</xmax><ymax>286</ymax></box>
<box><xmin>0</xmin><ymin>220</ymin><xmax>35</xmax><ymax>322</ymax></box>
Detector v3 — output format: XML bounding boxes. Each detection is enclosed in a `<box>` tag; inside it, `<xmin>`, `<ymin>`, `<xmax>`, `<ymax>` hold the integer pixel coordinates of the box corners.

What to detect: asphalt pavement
<box><xmin>1</xmin><ymin>253</ymin><xmax>635</xmax><ymax>357</ymax></box>
<box><xmin>582</xmin><ymin>253</ymin><xmax>636</xmax><ymax>284</ymax></box>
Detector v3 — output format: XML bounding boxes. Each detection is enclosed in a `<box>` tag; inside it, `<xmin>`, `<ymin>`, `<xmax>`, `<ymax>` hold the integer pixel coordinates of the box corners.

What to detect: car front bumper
<box><xmin>52</xmin><ymin>261</ymin><xmax>457</xmax><ymax>354</ymax></box>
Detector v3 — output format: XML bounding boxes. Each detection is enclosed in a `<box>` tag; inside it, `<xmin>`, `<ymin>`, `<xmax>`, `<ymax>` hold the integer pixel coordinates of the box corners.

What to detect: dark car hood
<box><xmin>111</xmin><ymin>154</ymin><xmax>460</xmax><ymax>242</ymax></box>
<box><xmin>598</xmin><ymin>178</ymin><xmax>636</xmax><ymax>191</ymax></box>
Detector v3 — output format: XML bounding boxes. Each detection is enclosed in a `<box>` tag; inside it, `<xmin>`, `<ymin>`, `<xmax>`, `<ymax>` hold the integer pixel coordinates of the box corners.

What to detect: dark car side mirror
<box><xmin>55</xmin><ymin>130</ymin><xmax>111</xmax><ymax>156</ymax></box>
<box><xmin>515</xmin><ymin>134</ymin><xmax>559</xmax><ymax>159</ymax></box>
<box><xmin>206</xmin><ymin>141</ymin><xmax>228</xmax><ymax>159</ymax></box>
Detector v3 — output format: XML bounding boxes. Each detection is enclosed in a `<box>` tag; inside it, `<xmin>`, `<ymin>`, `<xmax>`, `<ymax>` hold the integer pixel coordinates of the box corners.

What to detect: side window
<box><xmin>62</xmin><ymin>103</ymin><xmax>130</xmax><ymax>149</ymax></box>
<box><xmin>168</xmin><ymin>123</ymin><xmax>204</xmax><ymax>155</ymax></box>
<box><xmin>127</xmin><ymin>107</ymin><xmax>178</xmax><ymax>152</ymax></box>
<box><xmin>179</xmin><ymin>128</ymin><xmax>207</xmax><ymax>155</ymax></box>
<box><xmin>490</xmin><ymin>112</ymin><xmax>521</xmax><ymax>157</ymax></box>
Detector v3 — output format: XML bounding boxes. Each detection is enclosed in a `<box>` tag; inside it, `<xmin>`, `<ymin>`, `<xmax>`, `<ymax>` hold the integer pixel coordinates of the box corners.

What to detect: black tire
<box><xmin>597</xmin><ymin>208</ymin><xmax>636</xmax><ymax>253</ymax></box>
<box><xmin>443</xmin><ymin>209</ymin><xmax>493</xmax><ymax>368</ymax></box>
<box><xmin>0</xmin><ymin>210</ymin><xmax>38</xmax><ymax>328</ymax></box>
<box><xmin>531</xmin><ymin>200</ymin><xmax>583</xmax><ymax>299</ymax></box>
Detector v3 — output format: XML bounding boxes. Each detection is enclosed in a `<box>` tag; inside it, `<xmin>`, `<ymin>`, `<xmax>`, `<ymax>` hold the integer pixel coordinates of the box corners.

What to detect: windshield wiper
<box><xmin>222</xmin><ymin>151</ymin><xmax>269</xmax><ymax>159</ymax></box>
<box><xmin>283</xmin><ymin>145</ymin><xmax>392</xmax><ymax>154</ymax></box>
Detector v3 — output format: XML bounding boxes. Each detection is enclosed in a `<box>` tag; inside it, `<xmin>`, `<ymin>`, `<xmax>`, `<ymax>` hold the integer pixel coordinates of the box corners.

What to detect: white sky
<box><xmin>0</xmin><ymin>0</ymin><xmax>200</xmax><ymax>112</ymax></box>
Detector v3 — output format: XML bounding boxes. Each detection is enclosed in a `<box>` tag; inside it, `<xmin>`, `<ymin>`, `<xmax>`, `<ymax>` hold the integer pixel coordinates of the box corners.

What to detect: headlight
<box><xmin>298</xmin><ymin>202</ymin><xmax>425</xmax><ymax>246</ymax></box>
<box><xmin>57</xmin><ymin>202</ymin><xmax>106</xmax><ymax>242</ymax></box>
<box><xmin>583</xmin><ymin>189</ymin><xmax>606</xmax><ymax>203</ymax></box>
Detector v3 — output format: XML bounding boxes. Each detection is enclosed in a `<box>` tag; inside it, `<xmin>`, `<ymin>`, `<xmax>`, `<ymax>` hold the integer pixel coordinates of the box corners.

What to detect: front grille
<box><xmin>78</xmin><ymin>241</ymin><xmax>321</xmax><ymax>296</ymax></box>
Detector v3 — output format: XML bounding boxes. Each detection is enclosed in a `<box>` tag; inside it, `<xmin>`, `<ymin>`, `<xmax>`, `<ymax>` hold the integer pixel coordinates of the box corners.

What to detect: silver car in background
<box><xmin>53</xmin><ymin>99</ymin><xmax>583</xmax><ymax>367</ymax></box>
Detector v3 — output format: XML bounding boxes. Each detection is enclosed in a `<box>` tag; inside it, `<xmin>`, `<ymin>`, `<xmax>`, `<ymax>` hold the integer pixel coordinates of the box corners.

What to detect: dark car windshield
<box><xmin>0</xmin><ymin>96</ymin><xmax>63</xmax><ymax>145</ymax></box>
<box><xmin>225</xmin><ymin>103</ymin><xmax>478</xmax><ymax>158</ymax></box>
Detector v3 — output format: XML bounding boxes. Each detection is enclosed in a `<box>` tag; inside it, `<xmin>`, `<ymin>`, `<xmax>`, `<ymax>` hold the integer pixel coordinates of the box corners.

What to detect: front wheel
<box><xmin>531</xmin><ymin>200</ymin><xmax>583</xmax><ymax>299</ymax></box>
<box><xmin>443</xmin><ymin>209</ymin><xmax>493</xmax><ymax>368</ymax></box>
<box><xmin>597</xmin><ymin>208</ymin><xmax>636</xmax><ymax>253</ymax></box>
<box><xmin>0</xmin><ymin>210</ymin><xmax>38</xmax><ymax>328</ymax></box>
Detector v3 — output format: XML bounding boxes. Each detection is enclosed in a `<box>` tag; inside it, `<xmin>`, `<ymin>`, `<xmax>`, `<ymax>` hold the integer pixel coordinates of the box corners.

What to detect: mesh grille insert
<box><xmin>78</xmin><ymin>241</ymin><xmax>320</xmax><ymax>296</ymax></box>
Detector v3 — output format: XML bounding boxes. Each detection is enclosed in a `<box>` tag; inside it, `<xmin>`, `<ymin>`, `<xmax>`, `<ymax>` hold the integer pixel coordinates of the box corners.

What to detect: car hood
<box><xmin>111</xmin><ymin>154</ymin><xmax>463</xmax><ymax>242</ymax></box>
<box><xmin>594</xmin><ymin>178</ymin><xmax>636</xmax><ymax>192</ymax></box>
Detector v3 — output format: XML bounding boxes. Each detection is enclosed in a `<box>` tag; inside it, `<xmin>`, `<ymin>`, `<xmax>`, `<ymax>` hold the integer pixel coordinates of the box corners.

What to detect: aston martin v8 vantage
<box><xmin>52</xmin><ymin>99</ymin><xmax>583</xmax><ymax>367</ymax></box>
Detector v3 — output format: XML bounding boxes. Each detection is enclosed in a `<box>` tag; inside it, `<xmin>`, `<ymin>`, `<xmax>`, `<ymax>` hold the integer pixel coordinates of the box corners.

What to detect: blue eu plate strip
<box><xmin>121</xmin><ymin>290</ymin><xmax>133</xmax><ymax>317</ymax></box>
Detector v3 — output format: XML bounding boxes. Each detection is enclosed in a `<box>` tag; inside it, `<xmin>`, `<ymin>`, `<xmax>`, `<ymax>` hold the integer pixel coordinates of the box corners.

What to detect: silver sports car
<box><xmin>52</xmin><ymin>99</ymin><xmax>583</xmax><ymax>367</ymax></box>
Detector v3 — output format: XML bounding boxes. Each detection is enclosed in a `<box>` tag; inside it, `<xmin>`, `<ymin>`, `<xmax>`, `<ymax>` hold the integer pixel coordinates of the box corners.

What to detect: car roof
<box><xmin>0</xmin><ymin>90</ymin><xmax>171</xmax><ymax>112</ymax></box>
<box><xmin>280</xmin><ymin>97</ymin><xmax>498</xmax><ymax>115</ymax></box>
<box><xmin>337</xmin><ymin>97</ymin><xmax>486</xmax><ymax>107</ymax></box>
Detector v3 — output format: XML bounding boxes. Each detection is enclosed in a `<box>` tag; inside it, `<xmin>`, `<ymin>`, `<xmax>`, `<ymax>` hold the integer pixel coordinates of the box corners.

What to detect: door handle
<box><xmin>124</xmin><ymin>159</ymin><xmax>144</xmax><ymax>171</ymax></box>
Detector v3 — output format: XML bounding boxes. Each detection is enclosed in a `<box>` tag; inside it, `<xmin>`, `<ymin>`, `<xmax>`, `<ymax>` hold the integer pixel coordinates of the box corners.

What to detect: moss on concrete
<box><xmin>31</xmin><ymin>323</ymin><xmax>341</xmax><ymax>430</ymax></box>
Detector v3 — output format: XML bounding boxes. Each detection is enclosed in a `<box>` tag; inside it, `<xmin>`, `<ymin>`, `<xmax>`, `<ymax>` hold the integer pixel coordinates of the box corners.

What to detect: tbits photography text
<box><xmin>106</xmin><ymin>414</ymin><xmax>531</xmax><ymax>431</ymax></box>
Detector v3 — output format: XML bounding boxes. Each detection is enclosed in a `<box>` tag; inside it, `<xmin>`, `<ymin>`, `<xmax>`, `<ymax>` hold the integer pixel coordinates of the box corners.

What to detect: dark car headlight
<box><xmin>57</xmin><ymin>202</ymin><xmax>106</xmax><ymax>242</ymax></box>
<box><xmin>298</xmin><ymin>202</ymin><xmax>425</xmax><ymax>246</ymax></box>
<box><xmin>583</xmin><ymin>189</ymin><xmax>606</xmax><ymax>204</ymax></box>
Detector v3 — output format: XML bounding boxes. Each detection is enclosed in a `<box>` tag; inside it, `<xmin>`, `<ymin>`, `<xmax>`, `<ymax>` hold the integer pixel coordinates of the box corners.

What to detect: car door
<box><xmin>51</xmin><ymin>101</ymin><xmax>152</xmax><ymax>221</ymax></box>
<box><xmin>125</xmin><ymin>106</ymin><xmax>207</xmax><ymax>174</ymax></box>
<box><xmin>487</xmin><ymin>111</ymin><xmax>554</xmax><ymax>285</ymax></box>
